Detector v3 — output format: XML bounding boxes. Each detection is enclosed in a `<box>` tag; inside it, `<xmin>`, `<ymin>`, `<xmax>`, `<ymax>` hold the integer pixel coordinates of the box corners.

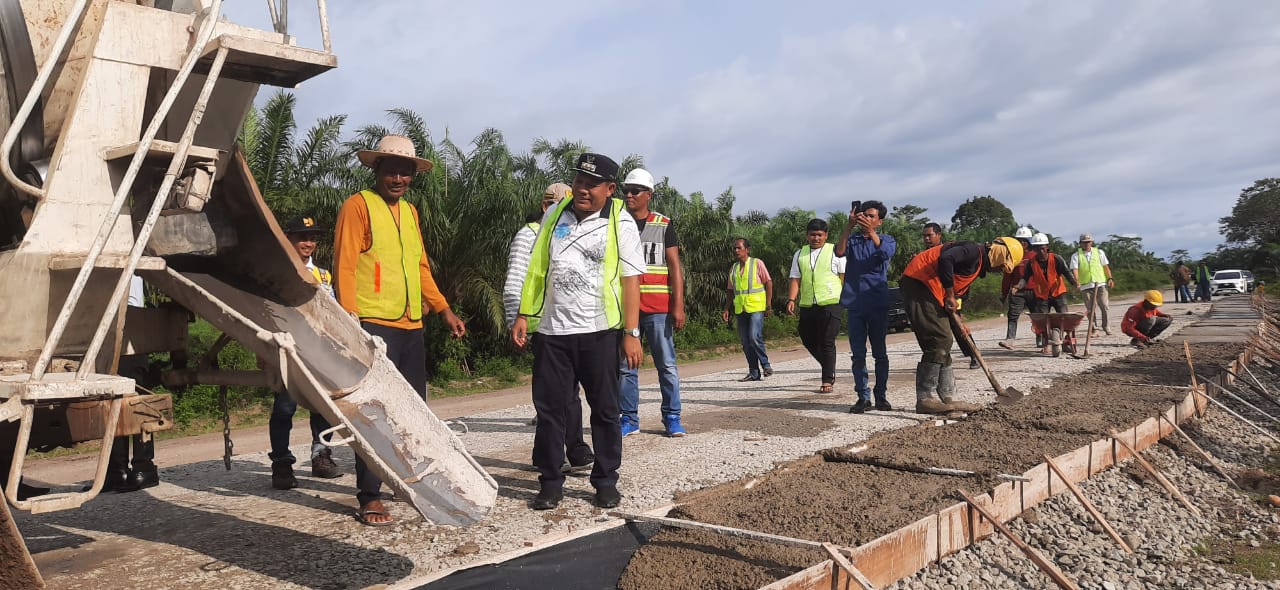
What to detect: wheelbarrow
<box><xmin>1028</xmin><ymin>312</ymin><xmax>1085</xmax><ymax>357</ymax></box>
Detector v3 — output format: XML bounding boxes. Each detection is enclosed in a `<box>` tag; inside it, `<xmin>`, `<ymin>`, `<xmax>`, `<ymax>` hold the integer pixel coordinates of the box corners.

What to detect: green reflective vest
<box><xmin>519</xmin><ymin>198</ymin><xmax>623</xmax><ymax>333</ymax></box>
<box><xmin>797</xmin><ymin>244</ymin><xmax>840</xmax><ymax>307</ymax></box>
<box><xmin>1076</xmin><ymin>248</ymin><xmax>1106</xmax><ymax>286</ymax></box>
<box><xmin>355</xmin><ymin>190</ymin><xmax>423</xmax><ymax>321</ymax></box>
<box><xmin>732</xmin><ymin>257</ymin><xmax>768</xmax><ymax>314</ymax></box>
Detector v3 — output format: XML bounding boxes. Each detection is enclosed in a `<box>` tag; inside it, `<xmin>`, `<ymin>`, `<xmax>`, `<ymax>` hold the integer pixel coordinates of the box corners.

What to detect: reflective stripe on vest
<box><xmin>797</xmin><ymin>243</ymin><xmax>840</xmax><ymax>307</ymax></box>
<box><xmin>638</xmin><ymin>212</ymin><xmax>672</xmax><ymax>314</ymax></box>
<box><xmin>903</xmin><ymin>244</ymin><xmax>981</xmax><ymax>306</ymax></box>
<box><xmin>355</xmin><ymin>190</ymin><xmax>423</xmax><ymax>321</ymax></box>
<box><xmin>519</xmin><ymin>198</ymin><xmax>624</xmax><ymax>332</ymax></box>
<box><xmin>1076</xmin><ymin>248</ymin><xmax>1106</xmax><ymax>285</ymax></box>
<box><xmin>733</xmin><ymin>257</ymin><xmax>767</xmax><ymax>314</ymax></box>
<box><xmin>1029</xmin><ymin>254</ymin><xmax>1066</xmax><ymax>299</ymax></box>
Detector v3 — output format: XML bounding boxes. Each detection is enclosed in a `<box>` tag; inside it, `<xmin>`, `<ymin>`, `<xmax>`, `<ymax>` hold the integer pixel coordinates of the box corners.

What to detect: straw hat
<box><xmin>357</xmin><ymin>135</ymin><xmax>433</xmax><ymax>173</ymax></box>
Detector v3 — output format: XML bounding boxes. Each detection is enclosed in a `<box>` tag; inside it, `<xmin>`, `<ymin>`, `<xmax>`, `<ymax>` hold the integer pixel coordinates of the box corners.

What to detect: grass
<box><xmin>1194</xmin><ymin>538</ymin><xmax>1280</xmax><ymax>580</ymax></box>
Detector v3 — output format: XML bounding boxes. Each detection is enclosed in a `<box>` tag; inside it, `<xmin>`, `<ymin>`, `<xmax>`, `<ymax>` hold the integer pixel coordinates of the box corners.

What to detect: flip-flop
<box><xmin>997</xmin><ymin>341</ymin><xmax>1014</xmax><ymax>350</ymax></box>
<box><xmin>818</xmin><ymin>383</ymin><xmax>834</xmax><ymax>394</ymax></box>
<box><xmin>356</xmin><ymin>503</ymin><xmax>396</xmax><ymax>527</ymax></box>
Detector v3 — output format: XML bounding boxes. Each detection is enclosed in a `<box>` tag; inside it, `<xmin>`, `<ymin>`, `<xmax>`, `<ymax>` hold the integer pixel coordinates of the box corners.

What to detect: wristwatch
<box><xmin>625</xmin><ymin>328</ymin><xmax>640</xmax><ymax>338</ymax></box>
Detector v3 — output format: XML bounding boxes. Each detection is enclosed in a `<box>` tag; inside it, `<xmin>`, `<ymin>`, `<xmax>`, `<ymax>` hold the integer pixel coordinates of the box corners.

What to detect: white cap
<box><xmin>622</xmin><ymin>168</ymin><xmax>655</xmax><ymax>191</ymax></box>
<box><xmin>1014</xmin><ymin>226</ymin><xmax>1034</xmax><ymax>240</ymax></box>
<box><xmin>1030</xmin><ymin>232</ymin><xmax>1049</xmax><ymax>246</ymax></box>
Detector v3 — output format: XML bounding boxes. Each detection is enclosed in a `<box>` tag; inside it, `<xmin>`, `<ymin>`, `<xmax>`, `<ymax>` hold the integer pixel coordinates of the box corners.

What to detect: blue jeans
<box><xmin>848</xmin><ymin>306</ymin><xmax>889</xmax><ymax>403</ymax></box>
<box><xmin>620</xmin><ymin>313</ymin><xmax>682</xmax><ymax>419</ymax></box>
<box><xmin>268</xmin><ymin>392</ymin><xmax>332</xmax><ymax>464</ymax></box>
<box><xmin>735</xmin><ymin>312</ymin><xmax>771</xmax><ymax>378</ymax></box>
<box><xmin>1176</xmin><ymin>284</ymin><xmax>1192</xmax><ymax>303</ymax></box>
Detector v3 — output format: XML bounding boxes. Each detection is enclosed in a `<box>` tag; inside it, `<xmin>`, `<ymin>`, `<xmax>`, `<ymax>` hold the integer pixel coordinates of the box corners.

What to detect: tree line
<box><xmin>240</xmin><ymin>91</ymin><xmax>1173</xmax><ymax>377</ymax></box>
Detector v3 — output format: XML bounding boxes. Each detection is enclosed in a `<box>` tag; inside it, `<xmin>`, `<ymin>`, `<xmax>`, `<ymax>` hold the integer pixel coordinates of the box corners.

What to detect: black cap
<box><xmin>572</xmin><ymin>152</ymin><xmax>619</xmax><ymax>182</ymax></box>
<box><xmin>282</xmin><ymin>215</ymin><xmax>326</xmax><ymax>235</ymax></box>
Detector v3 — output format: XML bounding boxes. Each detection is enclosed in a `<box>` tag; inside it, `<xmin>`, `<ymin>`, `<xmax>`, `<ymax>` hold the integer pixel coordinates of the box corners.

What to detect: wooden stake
<box><xmin>1159</xmin><ymin>415</ymin><xmax>1240</xmax><ymax>489</ymax></box>
<box><xmin>821</xmin><ymin>542</ymin><xmax>877</xmax><ymax>590</ymax></box>
<box><xmin>958</xmin><ymin>490</ymin><xmax>1080</xmax><ymax>590</ymax></box>
<box><xmin>1042</xmin><ymin>455</ymin><xmax>1133</xmax><ymax>553</ymax></box>
<box><xmin>1190</xmin><ymin>387</ymin><xmax>1280</xmax><ymax>444</ymax></box>
<box><xmin>1184</xmin><ymin>340</ymin><xmax>1201</xmax><ymax>416</ymax></box>
<box><xmin>1108</xmin><ymin>431</ymin><xmax>1202</xmax><ymax>517</ymax></box>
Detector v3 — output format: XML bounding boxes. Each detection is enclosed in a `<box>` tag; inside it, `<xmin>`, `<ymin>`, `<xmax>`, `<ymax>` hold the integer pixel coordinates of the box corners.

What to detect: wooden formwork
<box><xmin>765</xmin><ymin>336</ymin><xmax>1256</xmax><ymax>590</ymax></box>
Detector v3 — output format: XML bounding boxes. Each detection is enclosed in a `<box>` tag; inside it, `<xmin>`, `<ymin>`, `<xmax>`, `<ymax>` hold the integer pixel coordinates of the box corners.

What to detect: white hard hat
<box><xmin>1030</xmin><ymin>232</ymin><xmax>1049</xmax><ymax>246</ymax></box>
<box><xmin>1014</xmin><ymin>226</ymin><xmax>1034</xmax><ymax>240</ymax></box>
<box><xmin>622</xmin><ymin>168</ymin><xmax>655</xmax><ymax>191</ymax></box>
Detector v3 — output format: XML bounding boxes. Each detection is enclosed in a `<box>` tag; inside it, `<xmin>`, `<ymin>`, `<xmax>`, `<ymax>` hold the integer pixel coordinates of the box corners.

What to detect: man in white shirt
<box><xmin>1069</xmin><ymin>233</ymin><xmax>1115</xmax><ymax>335</ymax></box>
<box><xmin>786</xmin><ymin>218</ymin><xmax>846</xmax><ymax>393</ymax></box>
<box><xmin>512</xmin><ymin>153</ymin><xmax>644</xmax><ymax>511</ymax></box>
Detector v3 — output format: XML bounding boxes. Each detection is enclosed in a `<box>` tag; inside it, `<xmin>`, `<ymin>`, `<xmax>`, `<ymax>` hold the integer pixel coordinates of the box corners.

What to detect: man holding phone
<box><xmin>834</xmin><ymin>200</ymin><xmax>896</xmax><ymax>413</ymax></box>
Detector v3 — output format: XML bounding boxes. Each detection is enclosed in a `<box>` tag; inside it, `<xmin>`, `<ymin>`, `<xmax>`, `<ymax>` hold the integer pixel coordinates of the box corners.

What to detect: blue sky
<box><xmin>227</xmin><ymin>1</ymin><xmax>1280</xmax><ymax>260</ymax></box>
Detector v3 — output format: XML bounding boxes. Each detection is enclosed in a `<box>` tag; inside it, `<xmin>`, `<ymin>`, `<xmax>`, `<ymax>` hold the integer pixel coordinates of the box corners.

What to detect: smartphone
<box><xmin>850</xmin><ymin>200</ymin><xmax>861</xmax><ymax>213</ymax></box>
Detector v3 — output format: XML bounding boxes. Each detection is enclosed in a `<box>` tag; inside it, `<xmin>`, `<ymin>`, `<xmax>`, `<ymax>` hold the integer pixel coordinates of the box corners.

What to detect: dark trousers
<box><xmin>798</xmin><ymin>304</ymin><xmax>841</xmax><ymax>384</ymax></box>
<box><xmin>532</xmin><ymin>330</ymin><xmax>623</xmax><ymax>491</ymax></box>
<box><xmin>109</xmin><ymin>435</ymin><xmax>155</xmax><ymax>472</ymax></box>
<box><xmin>354</xmin><ymin>322</ymin><xmax>426</xmax><ymax>505</ymax></box>
<box><xmin>1005</xmin><ymin>290</ymin><xmax>1032</xmax><ymax>339</ymax></box>
<box><xmin>268</xmin><ymin>392</ymin><xmax>332</xmax><ymax>464</ymax></box>
<box><xmin>1176</xmin><ymin>284</ymin><xmax>1192</xmax><ymax>303</ymax></box>
<box><xmin>1137</xmin><ymin>316</ymin><xmax>1173</xmax><ymax>339</ymax></box>
<box><xmin>1033</xmin><ymin>294</ymin><xmax>1068</xmax><ymax>314</ymax></box>
<box><xmin>901</xmin><ymin>277</ymin><xmax>954</xmax><ymax>366</ymax></box>
<box><xmin>949</xmin><ymin>314</ymin><xmax>975</xmax><ymax>358</ymax></box>
<box><xmin>848</xmin><ymin>305</ymin><xmax>889</xmax><ymax>401</ymax></box>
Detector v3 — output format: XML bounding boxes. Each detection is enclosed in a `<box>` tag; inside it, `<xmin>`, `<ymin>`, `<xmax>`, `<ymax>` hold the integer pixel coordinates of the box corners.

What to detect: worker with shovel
<box><xmin>1122</xmin><ymin>290</ymin><xmax>1173</xmax><ymax>348</ymax></box>
<box><xmin>901</xmin><ymin>237</ymin><xmax>1023</xmax><ymax>414</ymax></box>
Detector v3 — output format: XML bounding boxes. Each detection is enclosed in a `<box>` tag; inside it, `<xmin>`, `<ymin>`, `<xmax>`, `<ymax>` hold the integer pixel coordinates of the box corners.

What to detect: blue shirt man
<box><xmin>833</xmin><ymin>200</ymin><xmax>896</xmax><ymax>413</ymax></box>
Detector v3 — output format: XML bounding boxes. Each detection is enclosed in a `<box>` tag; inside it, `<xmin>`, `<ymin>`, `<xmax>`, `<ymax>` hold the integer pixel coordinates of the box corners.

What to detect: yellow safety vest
<box><xmin>797</xmin><ymin>244</ymin><xmax>840</xmax><ymax>307</ymax></box>
<box><xmin>733</xmin><ymin>257</ymin><xmax>767</xmax><ymax>314</ymax></box>
<box><xmin>1076</xmin><ymin>248</ymin><xmax>1106</xmax><ymax>286</ymax></box>
<box><xmin>520</xmin><ymin>198</ymin><xmax>623</xmax><ymax>332</ymax></box>
<box><xmin>355</xmin><ymin>190</ymin><xmax>423</xmax><ymax>321</ymax></box>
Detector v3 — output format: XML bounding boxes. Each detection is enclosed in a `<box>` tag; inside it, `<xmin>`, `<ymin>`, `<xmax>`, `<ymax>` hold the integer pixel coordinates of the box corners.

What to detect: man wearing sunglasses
<box><xmin>618</xmin><ymin>168</ymin><xmax>687</xmax><ymax>438</ymax></box>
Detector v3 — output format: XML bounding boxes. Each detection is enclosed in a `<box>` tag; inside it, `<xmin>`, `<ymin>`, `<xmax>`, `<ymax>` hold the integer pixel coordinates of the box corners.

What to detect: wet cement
<box><xmin>618</xmin><ymin>340</ymin><xmax>1245</xmax><ymax>590</ymax></box>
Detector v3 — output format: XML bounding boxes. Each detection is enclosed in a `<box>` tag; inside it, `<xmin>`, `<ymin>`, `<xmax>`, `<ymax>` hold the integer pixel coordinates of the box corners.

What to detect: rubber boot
<box><xmin>914</xmin><ymin>362</ymin><xmax>948</xmax><ymax>414</ymax></box>
<box><xmin>938</xmin><ymin>365</ymin><xmax>981</xmax><ymax>413</ymax></box>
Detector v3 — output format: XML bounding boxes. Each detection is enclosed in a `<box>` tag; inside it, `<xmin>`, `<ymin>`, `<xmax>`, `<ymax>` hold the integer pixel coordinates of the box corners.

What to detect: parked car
<box><xmin>1242</xmin><ymin>270</ymin><xmax>1256</xmax><ymax>292</ymax></box>
<box><xmin>1211</xmin><ymin>270</ymin><xmax>1249</xmax><ymax>295</ymax></box>
<box><xmin>887</xmin><ymin>287</ymin><xmax>910</xmax><ymax>332</ymax></box>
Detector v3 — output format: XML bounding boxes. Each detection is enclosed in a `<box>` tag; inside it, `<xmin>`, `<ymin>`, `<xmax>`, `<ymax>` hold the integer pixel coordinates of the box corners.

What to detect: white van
<box><xmin>1211</xmin><ymin>270</ymin><xmax>1248</xmax><ymax>295</ymax></box>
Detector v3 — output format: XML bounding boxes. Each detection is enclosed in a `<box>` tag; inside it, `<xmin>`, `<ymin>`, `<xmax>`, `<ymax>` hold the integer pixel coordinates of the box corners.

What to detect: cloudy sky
<box><xmin>227</xmin><ymin>1</ymin><xmax>1279</xmax><ymax>259</ymax></box>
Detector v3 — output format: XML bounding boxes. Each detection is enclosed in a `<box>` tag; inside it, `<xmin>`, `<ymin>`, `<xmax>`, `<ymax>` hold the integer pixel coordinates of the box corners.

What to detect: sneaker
<box><xmin>562</xmin><ymin>451</ymin><xmax>594</xmax><ymax>474</ymax></box>
<box><xmin>997</xmin><ymin>340</ymin><xmax>1014</xmax><ymax>350</ymax></box>
<box><xmin>663</xmin><ymin>414</ymin><xmax>686</xmax><ymax>438</ymax></box>
<box><xmin>594</xmin><ymin>486</ymin><xmax>622</xmax><ymax>509</ymax></box>
<box><xmin>311</xmin><ymin>449</ymin><xmax>341</xmax><ymax>479</ymax></box>
<box><xmin>531</xmin><ymin>486</ymin><xmax>563</xmax><ymax>510</ymax></box>
<box><xmin>762</xmin><ymin>367</ymin><xmax>774</xmax><ymax>377</ymax></box>
<box><xmin>849</xmin><ymin>399</ymin><xmax>872</xmax><ymax>414</ymax></box>
<box><xmin>621</xmin><ymin>415</ymin><xmax>640</xmax><ymax>437</ymax></box>
<box><xmin>968</xmin><ymin>358</ymin><xmax>980</xmax><ymax>370</ymax></box>
<box><xmin>874</xmin><ymin>400</ymin><xmax>893</xmax><ymax>411</ymax></box>
<box><xmin>738</xmin><ymin>374</ymin><xmax>761</xmax><ymax>382</ymax></box>
<box><xmin>271</xmin><ymin>461</ymin><xmax>298</xmax><ymax>490</ymax></box>
<box><xmin>119</xmin><ymin>469</ymin><xmax>159</xmax><ymax>493</ymax></box>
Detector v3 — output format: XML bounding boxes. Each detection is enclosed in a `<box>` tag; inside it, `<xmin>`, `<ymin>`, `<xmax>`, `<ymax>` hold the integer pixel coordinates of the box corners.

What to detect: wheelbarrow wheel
<box><xmin>1050</xmin><ymin>328</ymin><xmax>1063</xmax><ymax>357</ymax></box>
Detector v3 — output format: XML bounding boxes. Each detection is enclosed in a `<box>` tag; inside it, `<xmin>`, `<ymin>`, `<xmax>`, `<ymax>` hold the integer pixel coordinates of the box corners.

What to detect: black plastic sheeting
<box><xmin>419</xmin><ymin>521</ymin><xmax>660</xmax><ymax>590</ymax></box>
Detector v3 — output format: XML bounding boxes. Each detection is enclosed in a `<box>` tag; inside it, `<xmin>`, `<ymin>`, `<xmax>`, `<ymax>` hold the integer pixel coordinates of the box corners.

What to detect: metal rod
<box><xmin>1042</xmin><ymin>455</ymin><xmax>1133</xmax><ymax>553</ymax></box>
<box><xmin>1243</xmin><ymin>364</ymin><xmax>1276</xmax><ymax>400</ymax></box>
<box><xmin>1197</xmin><ymin>375</ymin><xmax>1280</xmax><ymax>427</ymax></box>
<box><xmin>1158</xmin><ymin>415</ymin><xmax>1240</xmax><ymax>489</ymax></box>
<box><xmin>77</xmin><ymin>40</ymin><xmax>231</xmax><ymax>378</ymax></box>
<box><xmin>32</xmin><ymin>0</ymin><xmax>225</xmax><ymax>380</ymax></box>
<box><xmin>1217</xmin><ymin>368</ymin><xmax>1280</xmax><ymax>411</ymax></box>
<box><xmin>610</xmin><ymin>510</ymin><xmax>827</xmax><ymax>551</ymax></box>
<box><xmin>959</xmin><ymin>490</ymin><xmax>1080</xmax><ymax>590</ymax></box>
<box><xmin>1191</xmin><ymin>387</ymin><xmax>1280</xmax><ymax>444</ymax></box>
<box><xmin>1108</xmin><ymin>431</ymin><xmax>1202</xmax><ymax>517</ymax></box>
<box><xmin>0</xmin><ymin>0</ymin><xmax>90</xmax><ymax>199</ymax></box>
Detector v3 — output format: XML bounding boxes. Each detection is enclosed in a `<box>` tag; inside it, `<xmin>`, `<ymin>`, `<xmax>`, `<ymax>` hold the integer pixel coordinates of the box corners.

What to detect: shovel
<box><xmin>949</xmin><ymin>309</ymin><xmax>1024</xmax><ymax>402</ymax></box>
<box><xmin>1070</xmin><ymin>291</ymin><xmax>1096</xmax><ymax>359</ymax></box>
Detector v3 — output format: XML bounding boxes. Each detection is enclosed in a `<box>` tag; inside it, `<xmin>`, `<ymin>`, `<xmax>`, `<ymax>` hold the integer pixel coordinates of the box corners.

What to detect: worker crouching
<box><xmin>901</xmin><ymin>237</ymin><xmax>1023</xmax><ymax>414</ymax></box>
<box><xmin>1122</xmin><ymin>290</ymin><xmax>1173</xmax><ymax>349</ymax></box>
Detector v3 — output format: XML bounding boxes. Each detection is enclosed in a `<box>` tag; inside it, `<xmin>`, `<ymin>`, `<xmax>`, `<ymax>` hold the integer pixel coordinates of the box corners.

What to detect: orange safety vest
<box><xmin>1028</xmin><ymin>253</ymin><xmax>1066</xmax><ymax>300</ymax></box>
<box><xmin>903</xmin><ymin>244</ymin><xmax>982</xmax><ymax>306</ymax></box>
<box><xmin>637</xmin><ymin>212</ymin><xmax>673</xmax><ymax>314</ymax></box>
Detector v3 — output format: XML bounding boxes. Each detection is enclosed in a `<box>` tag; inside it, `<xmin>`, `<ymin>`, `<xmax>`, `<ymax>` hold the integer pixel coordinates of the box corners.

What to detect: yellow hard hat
<box><xmin>991</xmin><ymin>237</ymin><xmax>1024</xmax><ymax>273</ymax></box>
<box><xmin>1144</xmin><ymin>290</ymin><xmax>1163</xmax><ymax>306</ymax></box>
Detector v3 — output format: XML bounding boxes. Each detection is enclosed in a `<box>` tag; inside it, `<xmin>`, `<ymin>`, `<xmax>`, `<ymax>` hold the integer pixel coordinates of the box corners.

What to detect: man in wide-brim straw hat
<box><xmin>333</xmin><ymin>134</ymin><xmax>466</xmax><ymax>526</ymax></box>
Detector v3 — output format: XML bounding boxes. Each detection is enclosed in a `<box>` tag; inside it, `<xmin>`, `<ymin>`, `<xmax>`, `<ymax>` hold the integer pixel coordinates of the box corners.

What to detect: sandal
<box><xmin>818</xmin><ymin>383</ymin><xmax>833</xmax><ymax>394</ymax></box>
<box><xmin>356</xmin><ymin>500</ymin><xmax>395</xmax><ymax>527</ymax></box>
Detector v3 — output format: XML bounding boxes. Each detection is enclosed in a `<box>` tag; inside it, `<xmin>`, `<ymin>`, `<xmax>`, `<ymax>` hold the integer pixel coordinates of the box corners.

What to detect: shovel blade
<box><xmin>996</xmin><ymin>387</ymin><xmax>1025</xmax><ymax>403</ymax></box>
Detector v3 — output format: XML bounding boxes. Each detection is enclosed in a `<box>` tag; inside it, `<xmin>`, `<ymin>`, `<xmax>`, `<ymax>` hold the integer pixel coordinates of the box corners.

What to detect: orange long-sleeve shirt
<box><xmin>333</xmin><ymin>192</ymin><xmax>450</xmax><ymax>330</ymax></box>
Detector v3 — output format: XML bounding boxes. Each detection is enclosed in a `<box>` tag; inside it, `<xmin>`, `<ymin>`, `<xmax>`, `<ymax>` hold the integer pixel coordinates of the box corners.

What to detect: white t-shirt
<box><xmin>1069</xmin><ymin>248</ymin><xmax>1110</xmax><ymax>290</ymax></box>
<box><xmin>537</xmin><ymin>203</ymin><xmax>644</xmax><ymax>335</ymax></box>
<box><xmin>789</xmin><ymin>246</ymin><xmax>846</xmax><ymax>279</ymax></box>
